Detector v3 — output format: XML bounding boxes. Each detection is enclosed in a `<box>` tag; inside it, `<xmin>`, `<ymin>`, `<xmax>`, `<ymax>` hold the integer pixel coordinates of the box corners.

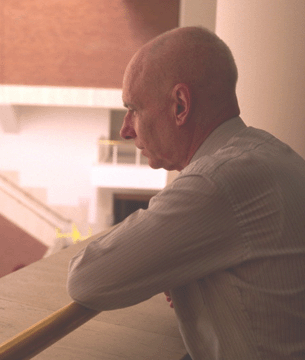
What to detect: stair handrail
<box><xmin>0</xmin><ymin>301</ymin><xmax>99</xmax><ymax>360</ymax></box>
<box><xmin>0</xmin><ymin>172</ymin><xmax>72</xmax><ymax>229</ymax></box>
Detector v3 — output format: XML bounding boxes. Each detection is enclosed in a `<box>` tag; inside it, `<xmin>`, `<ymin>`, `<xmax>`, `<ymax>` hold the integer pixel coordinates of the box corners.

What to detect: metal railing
<box><xmin>98</xmin><ymin>139</ymin><xmax>148</xmax><ymax>166</ymax></box>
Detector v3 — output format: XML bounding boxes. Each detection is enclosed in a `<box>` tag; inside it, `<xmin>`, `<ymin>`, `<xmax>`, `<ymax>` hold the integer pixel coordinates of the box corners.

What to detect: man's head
<box><xmin>120</xmin><ymin>26</ymin><xmax>240</xmax><ymax>171</ymax></box>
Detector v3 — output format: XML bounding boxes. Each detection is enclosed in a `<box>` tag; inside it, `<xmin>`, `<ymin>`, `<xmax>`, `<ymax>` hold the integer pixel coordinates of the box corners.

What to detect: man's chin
<box><xmin>148</xmin><ymin>158</ymin><xmax>177</xmax><ymax>171</ymax></box>
<box><xmin>148</xmin><ymin>159</ymin><xmax>163</xmax><ymax>170</ymax></box>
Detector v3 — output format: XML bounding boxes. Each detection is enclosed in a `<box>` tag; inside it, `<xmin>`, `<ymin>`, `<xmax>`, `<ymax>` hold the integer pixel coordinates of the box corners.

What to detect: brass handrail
<box><xmin>0</xmin><ymin>302</ymin><xmax>99</xmax><ymax>360</ymax></box>
<box><xmin>99</xmin><ymin>139</ymin><xmax>132</xmax><ymax>146</ymax></box>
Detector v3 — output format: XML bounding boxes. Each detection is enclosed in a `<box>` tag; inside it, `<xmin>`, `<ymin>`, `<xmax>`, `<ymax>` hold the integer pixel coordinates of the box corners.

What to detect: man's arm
<box><xmin>67</xmin><ymin>172</ymin><xmax>244</xmax><ymax>312</ymax></box>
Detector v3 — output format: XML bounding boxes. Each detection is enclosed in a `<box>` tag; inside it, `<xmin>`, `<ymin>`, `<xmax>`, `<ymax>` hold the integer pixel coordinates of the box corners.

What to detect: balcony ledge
<box><xmin>92</xmin><ymin>164</ymin><xmax>168</xmax><ymax>190</ymax></box>
<box><xmin>0</xmin><ymin>85</ymin><xmax>124</xmax><ymax>109</ymax></box>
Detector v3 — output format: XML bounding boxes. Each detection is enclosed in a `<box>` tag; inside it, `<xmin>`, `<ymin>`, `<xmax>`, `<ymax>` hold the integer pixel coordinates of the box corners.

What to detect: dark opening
<box><xmin>113</xmin><ymin>194</ymin><xmax>154</xmax><ymax>225</ymax></box>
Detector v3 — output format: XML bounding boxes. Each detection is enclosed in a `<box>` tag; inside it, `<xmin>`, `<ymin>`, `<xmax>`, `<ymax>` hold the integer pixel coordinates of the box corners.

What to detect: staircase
<box><xmin>0</xmin><ymin>171</ymin><xmax>72</xmax><ymax>248</ymax></box>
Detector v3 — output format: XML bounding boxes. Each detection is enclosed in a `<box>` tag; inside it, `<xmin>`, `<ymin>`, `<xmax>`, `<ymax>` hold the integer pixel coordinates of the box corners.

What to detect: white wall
<box><xmin>0</xmin><ymin>105</ymin><xmax>109</xmax><ymax>206</ymax></box>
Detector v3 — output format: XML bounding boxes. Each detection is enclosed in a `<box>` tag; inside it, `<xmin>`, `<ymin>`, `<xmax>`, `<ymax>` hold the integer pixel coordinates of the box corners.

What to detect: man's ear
<box><xmin>172</xmin><ymin>83</ymin><xmax>191</xmax><ymax>127</ymax></box>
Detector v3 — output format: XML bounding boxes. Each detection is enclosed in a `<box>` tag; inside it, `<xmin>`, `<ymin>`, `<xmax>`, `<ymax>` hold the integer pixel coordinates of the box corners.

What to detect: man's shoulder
<box><xmin>180</xmin><ymin>126</ymin><xmax>296</xmax><ymax>180</ymax></box>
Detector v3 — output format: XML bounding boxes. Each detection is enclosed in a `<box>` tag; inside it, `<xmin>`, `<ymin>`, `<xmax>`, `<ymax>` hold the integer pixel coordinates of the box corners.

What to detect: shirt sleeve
<box><xmin>67</xmin><ymin>171</ymin><xmax>246</xmax><ymax>311</ymax></box>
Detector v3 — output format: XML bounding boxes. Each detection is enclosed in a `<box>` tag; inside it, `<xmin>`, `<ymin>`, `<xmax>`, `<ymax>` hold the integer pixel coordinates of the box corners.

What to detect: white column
<box><xmin>215</xmin><ymin>0</ymin><xmax>305</xmax><ymax>159</ymax></box>
<box><xmin>88</xmin><ymin>187</ymin><xmax>98</xmax><ymax>225</ymax></box>
<box><xmin>0</xmin><ymin>105</ymin><xmax>19</xmax><ymax>133</ymax></box>
<box><xmin>179</xmin><ymin>0</ymin><xmax>217</xmax><ymax>31</ymax></box>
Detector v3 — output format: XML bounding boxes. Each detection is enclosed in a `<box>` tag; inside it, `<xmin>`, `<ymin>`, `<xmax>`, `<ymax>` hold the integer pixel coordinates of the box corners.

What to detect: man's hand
<box><xmin>164</xmin><ymin>291</ymin><xmax>174</xmax><ymax>308</ymax></box>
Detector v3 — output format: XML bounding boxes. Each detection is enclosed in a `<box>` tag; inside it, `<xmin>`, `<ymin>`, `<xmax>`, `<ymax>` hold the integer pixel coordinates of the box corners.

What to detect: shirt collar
<box><xmin>190</xmin><ymin>116</ymin><xmax>247</xmax><ymax>164</ymax></box>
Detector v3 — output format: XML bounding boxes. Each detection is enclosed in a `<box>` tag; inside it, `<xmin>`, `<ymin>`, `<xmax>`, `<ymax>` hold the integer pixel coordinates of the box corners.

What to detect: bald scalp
<box><xmin>134</xmin><ymin>27</ymin><xmax>238</xmax><ymax>101</ymax></box>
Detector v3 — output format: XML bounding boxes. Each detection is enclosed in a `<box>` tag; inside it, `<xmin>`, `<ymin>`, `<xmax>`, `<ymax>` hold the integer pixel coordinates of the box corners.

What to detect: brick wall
<box><xmin>0</xmin><ymin>214</ymin><xmax>47</xmax><ymax>278</ymax></box>
<box><xmin>0</xmin><ymin>0</ymin><xmax>179</xmax><ymax>88</ymax></box>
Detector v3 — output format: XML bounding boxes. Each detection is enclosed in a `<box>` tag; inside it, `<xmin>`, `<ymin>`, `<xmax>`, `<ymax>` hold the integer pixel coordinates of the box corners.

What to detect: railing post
<box><xmin>113</xmin><ymin>145</ymin><xmax>118</xmax><ymax>164</ymax></box>
<box><xmin>135</xmin><ymin>148</ymin><xmax>141</xmax><ymax>166</ymax></box>
<box><xmin>99</xmin><ymin>140</ymin><xmax>144</xmax><ymax>166</ymax></box>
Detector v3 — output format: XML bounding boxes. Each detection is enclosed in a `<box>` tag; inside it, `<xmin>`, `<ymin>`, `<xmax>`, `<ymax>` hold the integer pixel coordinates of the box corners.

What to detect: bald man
<box><xmin>121</xmin><ymin>27</ymin><xmax>239</xmax><ymax>171</ymax></box>
<box><xmin>68</xmin><ymin>27</ymin><xmax>305</xmax><ymax>359</ymax></box>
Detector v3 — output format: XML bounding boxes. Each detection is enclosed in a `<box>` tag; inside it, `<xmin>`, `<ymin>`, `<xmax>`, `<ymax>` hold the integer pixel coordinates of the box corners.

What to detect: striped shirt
<box><xmin>67</xmin><ymin>117</ymin><xmax>305</xmax><ymax>360</ymax></box>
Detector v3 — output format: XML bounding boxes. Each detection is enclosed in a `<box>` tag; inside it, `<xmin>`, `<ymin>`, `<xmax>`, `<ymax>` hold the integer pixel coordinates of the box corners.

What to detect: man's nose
<box><xmin>120</xmin><ymin>115</ymin><xmax>136</xmax><ymax>140</ymax></box>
